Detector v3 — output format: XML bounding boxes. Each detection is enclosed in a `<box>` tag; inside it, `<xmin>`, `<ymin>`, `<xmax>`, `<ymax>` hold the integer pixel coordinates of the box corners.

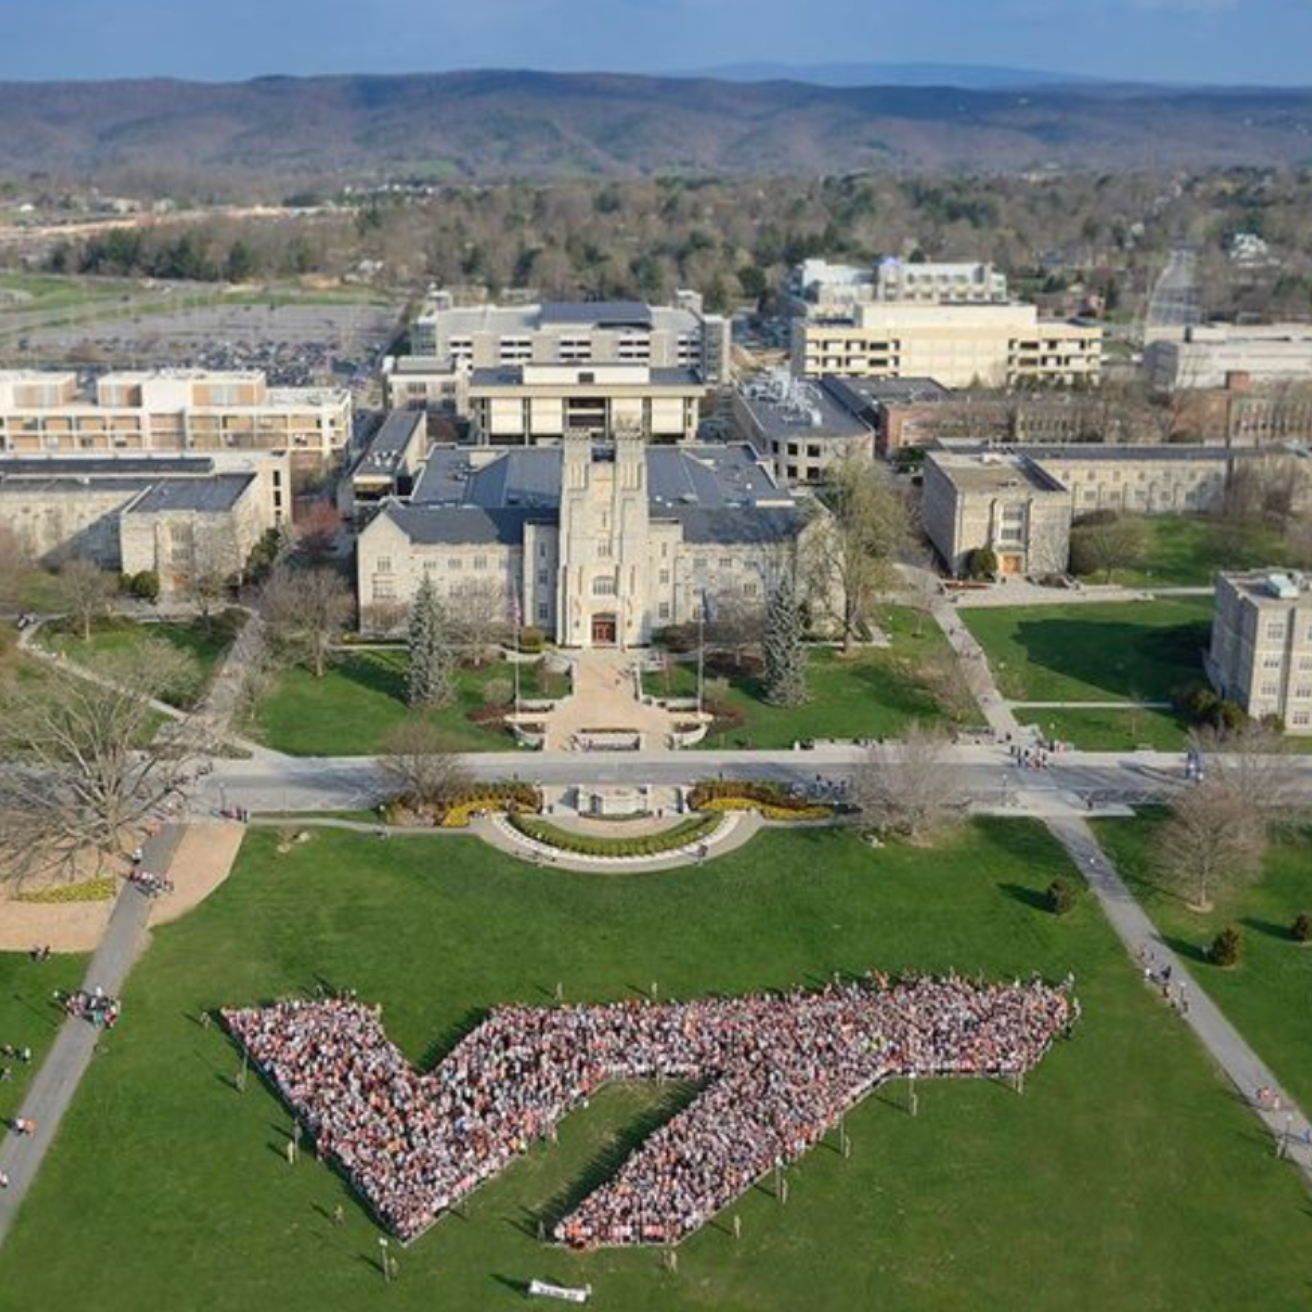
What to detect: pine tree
<box><xmin>763</xmin><ymin>569</ymin><xmax>810</xmax><ymax>707</ymax></box>
<box><xmin>406</xmin><ymin>575</ymin><xmax>455</xmax><ymax>708</ymax></box>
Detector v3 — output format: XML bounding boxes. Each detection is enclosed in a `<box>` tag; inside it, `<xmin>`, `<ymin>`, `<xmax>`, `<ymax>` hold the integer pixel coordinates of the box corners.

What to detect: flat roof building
<box><xmin>731</xmin><ymin>371</ymin><xmax>874</xmax><ymax>485</ymax></box>
<box><xmin>1208</xmin><ymin>571</ymin><xmax>1312</xmax><ymax>734</ymax></box>
<box><xmin>1146</xmin><ymin>324</ymin><xmax>1312</xmax><ymax>392</ymax></box>
<box><xmin>0</xmin><ymin>369</ymin><xmax>351</xmax><ymax>467</ymax></box>
<box><xmin>409</xmin><ymin>290</ymin><xmax>730</xmax><ymax>386</ymax></box>
<box><xmin>792</xmin><ymin>303</ymin><xmax>1102</xmax><ymax>389</ymax></box>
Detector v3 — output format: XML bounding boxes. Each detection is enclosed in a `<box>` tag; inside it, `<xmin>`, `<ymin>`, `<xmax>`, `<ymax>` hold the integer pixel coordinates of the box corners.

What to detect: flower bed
<box><xmin>507</xmin><ymin>812</ymin><xmax>722</xmax><ymax>858</ymax></box>
<box><xmin>689</xmin><ymin>781</ymin><xmax>834</xmax><ymax>822</ymax></box>
<box><xmin>18</xmin><ymin>877</ymin><xmax>118</xmax><ymax>904</ymax></box>
<box><xmin>439</xmin><ymin>783</ymin><xmax>543</xmax><ymax>829</ymax></box>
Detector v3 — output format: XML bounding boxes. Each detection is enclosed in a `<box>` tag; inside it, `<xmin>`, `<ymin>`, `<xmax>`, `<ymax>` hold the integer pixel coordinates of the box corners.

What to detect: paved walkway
<box><xmin>1047</xmin><ymin>817</ymin><xmax>1312</xmax><ymax>1188</ymax></box>
<box><xmin>540</xmin><ymin>650</ymin><xmax>688</xmax><ymax>752</ymax></box>
<box><xmin>929</xmin><ymin>601</ymin><xmax>1027</xmax><ymax>741</ymax></box>
<box><xmin>950</xmin><ymin>581</ymin><xmax>1214</xmax><ymax>609</ymax></box>
<box><xmin>0</xmin><ymin>822</ymin><xmax>187</xmax><ymax>1251</ymax></box>
<box><xmin>1010</xmin><ymin>700</ymin><xmax>1172</xmax><ymax>711</ymax></box>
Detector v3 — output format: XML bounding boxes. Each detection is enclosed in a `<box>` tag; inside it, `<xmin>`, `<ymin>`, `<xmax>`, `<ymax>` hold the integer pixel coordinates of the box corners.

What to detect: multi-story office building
<box><xmin>1146</xmin><ymin>324</ymin><xmax>1312</xmax><ymax>392</ymax></box>
<box><xmin>731</xmin><ymin>371</ymin><xmax>874</xmax><ymax>484</ymax></box>
<box><xmin>791</xmin><ymin>303</ymin><xmax>1102</xmax><ymax>389</ymax></box>
<box><xmin>0</xmin><ymin>370</ymin><xmax>351</xmax><ymax>466</ymax></box>
<box><xmin>357</xmin><ymin>435</ymin><xmax>821</xmax><ymax>647</ymax></box>
<box><xmin>408</xmin><ymin>292</ymin><xmax>731</xmax><ymax>385</ymax></box>
<box><xmin>466</xmin><ymin>364</ymin><xmax>705</xmax><ymax>445</ymax></box>
<box><xmin>790</xmin><ymin>258</ymin><xmax>1008</xmax><ymax>312</ymax></box>
<box><xmin>1208</xmin><ymin>571</ymin><xmax>1312</xmax><ymax>734</ymax></box>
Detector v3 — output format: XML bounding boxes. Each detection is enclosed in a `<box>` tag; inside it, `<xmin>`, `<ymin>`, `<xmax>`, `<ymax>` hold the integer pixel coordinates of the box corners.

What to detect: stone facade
<box><xmin>1208</xmin><ymin>572</ymin><xmax>1312</xmax><ymax>734</ymax></box>
<box><xmin>357</xmin><ymin>437</ymin><xmax>811</xmax><ymax>647</ymax></box>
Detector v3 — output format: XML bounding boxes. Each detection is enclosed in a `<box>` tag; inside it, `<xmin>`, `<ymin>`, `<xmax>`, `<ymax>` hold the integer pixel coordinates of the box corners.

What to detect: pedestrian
<box><xmin>0</xmin><ymin>1169</ymin><xmax>8</xmax><ymax>1189</ymax></box>
<box><xmin>333</xmin><ymin>1204</ymin><xmax>345</xmax><ymax>1227</ymax></box>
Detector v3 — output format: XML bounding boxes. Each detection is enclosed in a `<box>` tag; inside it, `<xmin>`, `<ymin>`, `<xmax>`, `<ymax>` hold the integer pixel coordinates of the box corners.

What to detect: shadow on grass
<box><xmin>1160</xmin><ymin>934</ymin><xmax>1210</xmax><ymax>966</ymax></box>
<box><xmin>533</xmin><ymin>1081</ymin><xmax>700</xmax><ymax>1233</ymax></box>
<box><xmin>419</xmin><ymin>1006</ymin><xmax>493</xmax><ymax>1073</ymax></box>
<box><xmin>999</xmin><ymin>882</ymin><xmax>1052</xmax><ymax>913</ymax></box>
<box><xmin>1241</xmin><ymin>916</ymin><xmax>1297</xmax><ymax>943</ymax></box>
<box><xmin>335</xmin><ymin>650</ymin><xmax>407</xmax><ymax>704</ymax></box>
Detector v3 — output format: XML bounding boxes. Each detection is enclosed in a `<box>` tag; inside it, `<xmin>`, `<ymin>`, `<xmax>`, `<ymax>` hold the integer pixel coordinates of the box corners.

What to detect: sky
<box><xmin>0</xmin><ymin>0</ymin><xmax>1309</xmax><ymax>86</ymax></box>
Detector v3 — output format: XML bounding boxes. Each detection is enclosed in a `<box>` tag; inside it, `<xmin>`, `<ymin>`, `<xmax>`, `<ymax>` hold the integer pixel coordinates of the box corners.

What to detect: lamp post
<box><xmin>696</xmin><ymin>590</ymin><xmax>706</xmax><ymax>717</ymax></box>
<box><xmin>378</xmin><ymin>1237</ymin><xmax>392</xmax><ymax>1284</ymax></box>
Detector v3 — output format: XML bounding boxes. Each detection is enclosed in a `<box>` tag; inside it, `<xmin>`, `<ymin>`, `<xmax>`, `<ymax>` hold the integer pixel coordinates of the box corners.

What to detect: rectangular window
<box><xmin>1262</xmin><ymin>654</ymin><xmax>1284</xmax><ymax>670</ymax></box>
<box><xmin>1293</xmin><ymin>710</ymin><xmax>1311</xmax><ymax>727</ymax></box>
<box><xmin>1267</xmin><ymin>622</ymin><xmax>1286</xmax><ymax>641</ymax></box>
<box><xmin>537</xmin><ymin>602</ymin><xmax>548</xmax><ymax>621</ymax></box>
<box><xmin>374</xmin><ymin>578</ymin><xmax>396</xmax><ymax>600</ymax></box>
<box><xmin>474</xmin><ymin>556</ymin><xmax>487</xmax><ymax>571</ymax></box>
<box><xmin>692</xmin><ymin>557</ymin><xmax>707</xmax><ymax>572</ymax></box>
<box><xmin>448</xmin><ymin>558</ymin><xmax>462</xmax><ymax>570</ymax></box>
<box><xmin>720</xmin><ymin>557</ymin><xmax>734</xmax><ymax>570</ymax></box>
<box><xmin>593</xmin><ymin>576</ymin><xmax>616</xmax><ymax>596</ymax></box>
<box><xmin>597</xmin><ymin>539</ymin><xmax>613</xmax><ymax>559</ymax></box>
<box><xmin>659</xmin><ymin>602</ymin><xmax>671</xmax><ymax>620</ymax></box>
<box><xmin>376</xmin><ymin>556</ymin><xmax>393</xmax><ymax>574</ymax></box>
<box><xmin>659</xmin><ymin>569</ymin><xmax>671</xmax><ymax>585</ymax></box>
<box><xmin>537</xmin><ymin>571</ymin><xmax>549</xmax><ymax>585</ymax></box>
<box><xmin>1260</xmin><ymin>682</ymin><xmax>1280</xmax><ymax>697</ymax></box>
<box><xmin>743</xmin><ymin>581</ymin><xmax>758</xmax><ymax>598</ymax></box>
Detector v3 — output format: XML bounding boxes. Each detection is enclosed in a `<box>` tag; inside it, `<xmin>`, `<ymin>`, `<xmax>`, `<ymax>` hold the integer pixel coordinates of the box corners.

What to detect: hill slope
<box><xmin>2</xmin><ymin>71</ymin><xmax>1311</xmax><ymax>178</ymax></box>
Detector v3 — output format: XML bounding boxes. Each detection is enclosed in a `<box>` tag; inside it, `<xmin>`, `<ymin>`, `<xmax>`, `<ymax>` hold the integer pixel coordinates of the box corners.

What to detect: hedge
<box><xmin>508</xmin><ymin>811</ymin><xmax>721</xmax><ymax>858</ymax></box>
<box><xmin>688</xmin><ymin>780</ymin><xmax>834</xmax><ymax>821</ymax></box>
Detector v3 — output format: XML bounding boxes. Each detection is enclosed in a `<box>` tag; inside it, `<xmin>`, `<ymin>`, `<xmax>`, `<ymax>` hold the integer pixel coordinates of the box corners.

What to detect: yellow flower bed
<box><xmin>698</xmin><ymin>798</ymin><xmax>833</xmax><ymax>821</ymax></box>
<box><xmin>18</xmin><ymin>876</ymin><xmax>118</xmax><ymax>904</ymax></box>
<box><xmin>441</xmin><ymin>799</ymin><xmax>530</xmax><ymax>828</ymax></box>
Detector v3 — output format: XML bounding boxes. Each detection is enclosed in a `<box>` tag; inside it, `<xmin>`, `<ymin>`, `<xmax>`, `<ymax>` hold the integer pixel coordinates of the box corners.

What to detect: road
<box><xmin>198</xmin><ymin>743</ymin><xmax>1312</xmax><ymax>816</ymax></box>
<box><xmin>1144</xmin><ymin>245</ymin><xmax>1201</xmax><ymax>342</ymax></box>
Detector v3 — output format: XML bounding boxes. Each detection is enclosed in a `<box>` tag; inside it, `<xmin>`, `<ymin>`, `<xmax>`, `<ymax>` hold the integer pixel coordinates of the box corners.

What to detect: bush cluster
<box><xmin>1046</xmin><ymin>877</ymin><xmax>1080</xmax><ymax>917</ymax></box>
<box><xmin>508</xmin><ymin>812</ymin><xmax>720</xmax><ymax>858</ymax></box>
<box><xmin>1292</xmin><ymin>912</ymin><xmax>1312</xmax><ymax>944</ymax></box>
<box><xmin>1210</xmin><ymin>925</ymin><xmax>1243</xmax><ymax>967</ymax></box>
<box><xmin>437</xmin><ymin>783</ymin><xmax>543</xmax><ymax>829</ymax></box>
<box><xmin>517</xmin><ymin>627</ymin><xmax>545</xmax><ymax>655</ymax></box>
<box><xmin>688</xmin><ymin>780</ymin><xmax>833</xmax><ymax>821</ymax></box>
<box><xmin>1171</xmin><ymin>681</ymin><xmax>1248</xmax><ymax>733</ymax></box>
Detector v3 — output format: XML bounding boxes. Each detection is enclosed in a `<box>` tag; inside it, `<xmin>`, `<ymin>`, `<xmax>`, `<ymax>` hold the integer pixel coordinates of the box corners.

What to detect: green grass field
<box><xmin>44</xmin><ymin>612</ymin><xmax>245</xmax><ymax>708</ymax></box>
<box><xmin>647</xmin><ymin>606</ymin><xmax>979</xmax><ymax>748</ymax></box>
<box><xmin>1073</xmin><ymin>515</ymin><xmax>1288</xmax><ymax>588</ymax></box>
<box><xmin>1097</xmin><ymin>813</ymin><xmax>1312</xmax><ymax>1112</ymax></box>
<box><xmin>963</xmin><ymin>598</ymin><xmax>1213</xmax><ymax>704</ymax></box>
<box><xmin>1019</xmin><ymin>705</ymin><xmax>1191</xmax><ymax>751</ymax></box>
<box><xmin>255</xmin><ymin>652</ymin><xmax>557</xmax><ymax>754</ymax></box>
<box><xmin>0</xmin><ymin>953</ymin><xmax>85</xmax><ymax>1124</ymax></box>
<box><xmin>2</xmin><ymin>822</ymin><xmax>1309</xmax><ymax>1310</ymax></box>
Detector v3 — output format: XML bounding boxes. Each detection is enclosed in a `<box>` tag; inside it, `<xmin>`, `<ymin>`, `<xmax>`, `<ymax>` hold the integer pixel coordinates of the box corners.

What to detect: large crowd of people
<box><xmin>222</xmin><ymin>973</ymin><xmax>1078</xmax><ymax>1247</ymax></box>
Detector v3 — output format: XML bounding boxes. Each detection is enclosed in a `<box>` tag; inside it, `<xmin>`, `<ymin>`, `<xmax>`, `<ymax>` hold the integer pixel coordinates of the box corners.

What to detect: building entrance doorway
<box><xmin>591</xmin><ymin>614</ymin><xmax>618</xmax><ymax>646</ymax></box>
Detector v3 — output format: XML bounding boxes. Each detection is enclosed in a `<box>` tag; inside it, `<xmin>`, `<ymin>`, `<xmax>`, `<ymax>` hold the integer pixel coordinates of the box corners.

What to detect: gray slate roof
<box><xmin>126</xmin><ymin>473</ymin><xmax>255</xmax><ymax>514</ymax></box>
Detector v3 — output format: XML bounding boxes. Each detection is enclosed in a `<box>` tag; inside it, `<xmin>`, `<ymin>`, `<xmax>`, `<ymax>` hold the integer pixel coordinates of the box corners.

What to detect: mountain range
<box><xmin>2</xmin><ymin>69</ymin><xmax>1312</xmax><ymax>179</ymax></box>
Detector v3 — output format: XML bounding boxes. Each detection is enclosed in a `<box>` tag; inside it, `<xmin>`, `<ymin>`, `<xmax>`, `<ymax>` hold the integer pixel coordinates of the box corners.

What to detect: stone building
<box><xmin>1207</xmin><ymin>571</ymin><xmax>1312</xmax><ymax>734</ymax></box>
<box><xmin>0</xmin><ymin>453</ymin><xmax>283</xmax><ymax>594</ymax></box>
<box><xmin>921</xmin><ymin>443</ymin><xmax>1301</xmax><ymax>577</ymax></box>
<box><xmin>357</xmin><ymin>436</ymin><xmax>818</xmax><ymax>647</ymax></box>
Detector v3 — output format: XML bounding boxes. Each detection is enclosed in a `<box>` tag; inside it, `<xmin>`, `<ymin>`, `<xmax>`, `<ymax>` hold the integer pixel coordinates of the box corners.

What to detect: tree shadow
<box><xmin>998</xmin><ymin>882</ymin><xmax>1052</xmax><ymax>913</ymax></box>
<box><xmin>1160</xmin><ymin>934</ymin><xmax>1209</xmax><ymax>965</ymax></box>
<box><xmin>1241</xmin><ymin>916</ymin><xmax>1296</xmax><ymax>943</ymax></box>
<box><xmin>336</xmin><ymin>650</ymin><xmax>407</xmax><ymax>703</ymax></box>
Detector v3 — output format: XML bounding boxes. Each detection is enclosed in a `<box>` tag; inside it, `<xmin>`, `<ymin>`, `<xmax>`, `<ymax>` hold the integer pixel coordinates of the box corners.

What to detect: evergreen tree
<box><xmin>406</xmin><ymin>575</ymin><xmax>455</xmax><ymax>709</ymax></box>
<box><xmin>763</xmin><ymin>569</ymin><xmax>810</xmax><ymax>707</ymax></box>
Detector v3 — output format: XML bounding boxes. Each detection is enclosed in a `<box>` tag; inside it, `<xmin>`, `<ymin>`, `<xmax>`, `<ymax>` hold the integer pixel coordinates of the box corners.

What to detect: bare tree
<box><xmin>449</xmin><ymin>580</ymin><xmax>511</xmax><ymax>667</ymax></box>
<box><xmin>1069</xmin><ymin>514</ymin><xmax>1148</xmax><ymax>583</ymax></box>
<box><xmin>918</xmin><ymin>652</ymin><xmax>978</xmax><ymax>726</ymax></box>
<box><xmin>851</xmin><ymin>722</ymin><xmax>966</xmax><ymax>843</ymax></box>
<box><xmin>1191</xmin><ymin>720</ymin><xmax>1299</xmax><ymax>821</ymax></box>
<box><xmin>377</xmin><ymin>720</ymin><xmax>471</xmax><ymax>812</ymax></box>
<box><xmin>260</xmin><ymin>565</ymin><xmax>354</xmax><ymax>679</ymax></box>
<box><xmin>1153</xmin><ymin>777</ymin><xmax>1266</xmax><ymax>912</ymax></box>
<box><xmin>0</xmin><ymin>641</ymin><xmax>207</xmax><ymax>885</ymax></box>
<box><xmin>806</xmin><ymin>456</ymin><xmax>908</xmax><ymax>652</ymax></box>
<box><xmin>54</xmin><ymin>558</ymin><xmax>117</xmax><ymax>641</ymax></box>
<box><xmin>0</xmin><ymin>525</ymin><xmax>35</xmax><ymax>613</ymax></box>
<box><xmin>705</xmin><ymin>591</ymin><xmax>765</xmax><ymax>668</ymax></box>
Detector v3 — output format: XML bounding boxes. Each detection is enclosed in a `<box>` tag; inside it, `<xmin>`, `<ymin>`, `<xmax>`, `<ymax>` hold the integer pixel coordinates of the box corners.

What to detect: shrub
<box><xmin>1210</xmin><ymin>925</ymin><xmax>1243</xmax><ymax>967</ymax></box>
<box><xmin>1292</xmin><ymin>912</ymin><xmax>1312</xmax><ymax>944</ymax></box>
<box><xmin>688</xmin><ymin>780</ymin><xmax>833</xmax><ymax>821</ymax></box>
<box><xmin>654</xmin><ymin>624</ymin><xmax>697</xmax><ymax>654</ymax></box>
<box><xmin>517</xmin><ymin>626</ymin><xmax>545</xmax><ymax>655</ymax></box>
<box><xmin>1046</xmin><ymin>877</ymin><xmax>1080</xmax><ymax>917</ymax></box>
<box><xmin>966</xmin><ymin>547</ymin><xmax>997</xmax><ymax>580</ymax></box>
<box><xmin>1073</xmin><ymin>508</ymin><xmax>1120</xmax><ymax>528</ymax></box>
<box><xmin>437</xmin><ymin>782</ymin><xmax>543</xmax><ymax>828</ymax></box>
<box><xmin>508</xmin><ymin>811</ymin><xmax>721</xmax><ymax>857</ymax></box>
<box><xmin>18</xmin><ymin>876</ymin><xmax>117</xmax><ymax>904</ymax></box>
<box><xmin>482</xmin><ymin>677</ymin><xmax>514</xmax><ymax>707</ymax></box>
<box><xmin>128</xmin><ymin>570</ymin><xmax>160</xmax><ymax>602</ymax></box>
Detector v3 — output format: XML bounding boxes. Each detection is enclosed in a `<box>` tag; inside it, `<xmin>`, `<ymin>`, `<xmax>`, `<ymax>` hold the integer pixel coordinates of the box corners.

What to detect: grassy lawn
<box><xmin>963</xmin><ymin>598</ymin><xmax>1213</xmax><ymax>704</ymax></box>
<box><xmin>649</xmin><ymin>606</ymin><xmax>980</xmax><ymax>748</ymax></box>
<box><xmin>255</xmin><ymin>652</ymin><xmax>558</xmax><ymax>755</ymax></box>
<box><xmin>43</xmin><ymin>611</ymin><xmax>245</xmax><ymax>708</ymax></box>
<box><xmin>1097</xmin><ymin>812</ymin><xmax>1312</xmax><ymax>1113</ymax></box>
<box><xmin>1075</xmin><ymin>515</ymin><xmax>1289</xmax><ymax>588</ymax></box>
<box><xmin>0</xmin><ymin>952</ymin><xmax>86</xmax><ymax>1124</ymax></box>
<box><xmin>1019</xmin><ymin>705</ymin><xmax>1191</xmax><ymax>752</ymax></box>
<box><xmin>2</xmin><ymin>822</ymin><xmax>1310</xmax><ymax>1310</ymax></box>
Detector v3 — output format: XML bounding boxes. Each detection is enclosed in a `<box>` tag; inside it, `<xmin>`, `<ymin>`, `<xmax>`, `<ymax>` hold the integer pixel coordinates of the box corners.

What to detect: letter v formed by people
<box><xmin>224</xmin><ymin>976</ymin><xmax>1078</xmax><ymax>1246</ymax></box>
